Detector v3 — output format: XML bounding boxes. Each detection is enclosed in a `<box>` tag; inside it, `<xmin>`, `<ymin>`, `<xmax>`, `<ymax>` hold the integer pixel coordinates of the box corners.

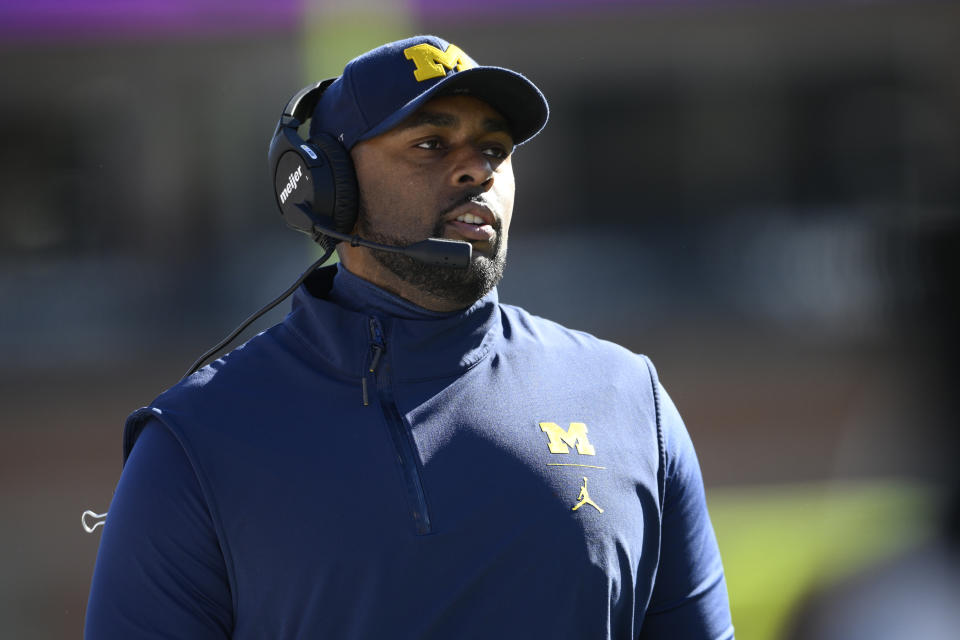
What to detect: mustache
<box><xmin>439</xmin><ymin>188</ymin><xmax>492</xmax><ymax>218</ymax></box>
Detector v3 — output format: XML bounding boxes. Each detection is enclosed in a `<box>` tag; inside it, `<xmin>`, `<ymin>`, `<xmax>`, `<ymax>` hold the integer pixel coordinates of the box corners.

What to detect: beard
<box><xmin>355</xmin><ymin>198</ymin><xmax>508</xmax><ymax>308</ymax></box>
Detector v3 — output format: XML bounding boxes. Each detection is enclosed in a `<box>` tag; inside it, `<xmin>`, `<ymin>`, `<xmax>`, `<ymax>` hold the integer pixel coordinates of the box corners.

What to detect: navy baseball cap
<box><xmin>309</xmin><ymin>35</ymin><xmax>549</xmax><ymax>149</ymax></box>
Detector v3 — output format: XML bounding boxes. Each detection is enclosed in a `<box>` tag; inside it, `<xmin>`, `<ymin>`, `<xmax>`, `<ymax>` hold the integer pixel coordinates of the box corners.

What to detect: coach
<box><xmin>85</xmin><ymin>35</ymin><xmax>733</xmax><ymax>639</ymax></box>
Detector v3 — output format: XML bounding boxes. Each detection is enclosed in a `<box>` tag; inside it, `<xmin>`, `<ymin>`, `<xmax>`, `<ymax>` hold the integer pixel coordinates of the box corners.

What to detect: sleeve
<box><xmin>638</xmin><ymin>382</ymin><xmax>735</xmax><ymax>640</ymax></box>
<box><xmin>85</xmin><ymin>419</ymin><xmax>233</xmax><ymax>639</ymax></box>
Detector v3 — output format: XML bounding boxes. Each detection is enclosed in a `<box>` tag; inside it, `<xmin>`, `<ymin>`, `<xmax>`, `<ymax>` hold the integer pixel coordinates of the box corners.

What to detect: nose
<box><xmin>448</xmin><ymin>145</ymin><xmax>495</xmax><ymax>189</ymax></box>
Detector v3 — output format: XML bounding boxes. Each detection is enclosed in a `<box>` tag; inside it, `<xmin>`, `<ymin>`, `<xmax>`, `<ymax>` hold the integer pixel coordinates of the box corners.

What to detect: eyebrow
<box><xmin>394</xmin><ymin>110</ymin><xmax>513</xmax><ymax>137</ymax></box>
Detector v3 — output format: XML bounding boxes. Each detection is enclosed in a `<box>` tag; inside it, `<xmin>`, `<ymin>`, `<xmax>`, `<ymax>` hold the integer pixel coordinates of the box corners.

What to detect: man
<box><xmin>86</xmin><ymin>35</ymin><xmax>734</xmax><ymax>639</ymax></box>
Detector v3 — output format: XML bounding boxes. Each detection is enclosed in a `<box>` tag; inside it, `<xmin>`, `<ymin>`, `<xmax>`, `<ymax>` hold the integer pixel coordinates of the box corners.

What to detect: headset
<box><xmin>267</xmin><ymin>78</ymin><xmax>359</xmax><ymax>251</ymax></box>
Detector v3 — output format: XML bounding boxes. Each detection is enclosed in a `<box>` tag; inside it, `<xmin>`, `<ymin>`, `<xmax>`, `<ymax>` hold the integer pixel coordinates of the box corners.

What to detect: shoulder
<box><xmin>497</xmin><ymin>301</ymin><xmax>655</xmax><ymax>374</ymax></box>
<box><xmin>123</xmin><ymin>323</ymin><xmax>304</xmax><ymax>461</ymax></box>
<box><xmin>157</xmin><ymin>315</ymin><xmax>323</xmax><ymax>407</ymax></box>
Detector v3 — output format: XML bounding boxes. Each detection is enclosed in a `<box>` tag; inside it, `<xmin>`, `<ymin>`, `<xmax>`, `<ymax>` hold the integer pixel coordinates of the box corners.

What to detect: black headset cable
<box><xmin>183</xmin><ymin>246</ymin><xmax>336</xmax><ymax>379</ymax></box>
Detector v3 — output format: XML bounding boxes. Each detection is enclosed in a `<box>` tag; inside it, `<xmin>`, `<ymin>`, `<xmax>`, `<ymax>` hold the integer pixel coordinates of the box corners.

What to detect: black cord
<box><xmin>183</xmin><ymin>247</ymin><xmax>336</xmax><ymax>379</ymax></box>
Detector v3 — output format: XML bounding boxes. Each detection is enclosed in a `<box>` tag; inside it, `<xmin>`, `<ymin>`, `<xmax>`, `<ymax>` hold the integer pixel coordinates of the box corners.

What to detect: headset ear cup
<box><xmin>309</xmin><ymin>133</ymin><xmax>358</xmax><ymax>234</ymax></box>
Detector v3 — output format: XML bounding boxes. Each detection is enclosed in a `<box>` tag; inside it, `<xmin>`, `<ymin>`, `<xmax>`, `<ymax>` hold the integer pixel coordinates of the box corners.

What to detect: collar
<box><xmin>285</xmin><ymin>264</ymin><xmax>500</xmax><ymax>381</ymax></box>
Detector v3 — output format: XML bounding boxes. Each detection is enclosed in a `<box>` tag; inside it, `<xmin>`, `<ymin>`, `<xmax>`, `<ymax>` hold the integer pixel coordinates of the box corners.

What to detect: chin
<box><xmin>373</xmin><ymin>244</ymin><xmax>506</xmax><ymax>307</ymax></box>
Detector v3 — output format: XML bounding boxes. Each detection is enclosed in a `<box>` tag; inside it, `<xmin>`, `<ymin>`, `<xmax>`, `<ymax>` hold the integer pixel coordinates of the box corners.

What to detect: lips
<box><xmin>443</xmin><ymin>202</ymin><xmax>497</xmax><ymax>243</ymax></box>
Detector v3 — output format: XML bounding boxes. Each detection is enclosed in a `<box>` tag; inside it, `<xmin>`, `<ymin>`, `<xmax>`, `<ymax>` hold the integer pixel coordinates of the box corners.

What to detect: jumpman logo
<box><xmin>571</xmin><ymin>476</ymin><xmax>603</xmax><ymax>513</ymax></box>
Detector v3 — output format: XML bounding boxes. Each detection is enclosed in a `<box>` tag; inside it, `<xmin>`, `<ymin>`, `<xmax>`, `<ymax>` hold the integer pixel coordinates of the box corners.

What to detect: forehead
<box><xmin>390</xmin><ymin>94</ymin><xmax>513</xmax><ymax>138</ymax></box>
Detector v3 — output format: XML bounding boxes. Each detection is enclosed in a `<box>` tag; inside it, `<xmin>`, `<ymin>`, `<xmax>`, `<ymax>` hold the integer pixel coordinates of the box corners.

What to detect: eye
<box><xmin>414</xmin><ymin>138</ymin><xmax>444</xmax><ymax>151</ymax></box>
<box><xmin>482</xmin><ymin>144</ymin><xmax>511</xmax><ymax>160</ymax></box>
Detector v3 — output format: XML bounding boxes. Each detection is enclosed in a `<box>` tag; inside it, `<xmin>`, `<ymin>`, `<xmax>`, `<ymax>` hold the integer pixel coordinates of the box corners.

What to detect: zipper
<box><xmin>366</xmin><ymin>316</ymin><xmax>433</xmax><ymax>535</ymax></box>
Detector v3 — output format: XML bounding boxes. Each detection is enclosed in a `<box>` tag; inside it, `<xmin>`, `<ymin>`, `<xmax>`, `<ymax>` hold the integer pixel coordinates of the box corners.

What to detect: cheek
<box><xmin>356</xmin><ymin>161</ymin><xmax>426</xmax><ymax>211</ymax></box>
<box><xmin>353</xmin><ymin>148</ymin><xmax>412</xmax><ymax>215</ymax></box>
<box><xmin>358</xmin><ymin>172</ymin><xmax>409</xmax><ymax>222</ymax></box>
<box><xmin>368</xmin><ymin>178</ymin><xmax>430</xmax><ymax>217</ymax></box>
<box><xmin>357</xmin><ymin>171</ymin><xmax>437</xmax><ymax>238</ymax></box>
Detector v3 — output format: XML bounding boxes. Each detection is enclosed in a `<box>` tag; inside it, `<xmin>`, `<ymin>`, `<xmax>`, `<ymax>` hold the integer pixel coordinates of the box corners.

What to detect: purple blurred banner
<box><xmin>411</xmin><ymin>0</ymin><xmax>901</xmax><ymax>17</ymax></box>
<box><xmin>412</xmin><ymin>0</ymin><xmax>731</xmax><ymax>16</ymax></box>
<box><xmin>0</xmin><ymin>0</ymin><xmax>302</xmax><ymax>40</ymax></box>
<box><xmin>0</xmin><ymin>0</ymin><xmax>892</xmax><ymax>41</ymax></box>
<box><xmin>416</xmin><ymin>0</ymin><xmax>656</xmax><ymax>11</ymax></box>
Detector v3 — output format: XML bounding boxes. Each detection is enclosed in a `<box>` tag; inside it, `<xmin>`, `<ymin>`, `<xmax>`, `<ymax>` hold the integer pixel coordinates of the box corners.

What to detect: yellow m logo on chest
<box><xmin>539</xmin><ymin>422</ymin><xmax>596</xmax><ymax>455</ymax></box>
<box><xmin>403</xmin><ymin>43</ymin><xmax>476</xmax><ymax>82</ymax></box>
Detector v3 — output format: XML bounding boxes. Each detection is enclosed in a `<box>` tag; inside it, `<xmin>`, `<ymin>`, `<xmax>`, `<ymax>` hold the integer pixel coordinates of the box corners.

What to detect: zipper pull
<box><xmin>369</xmin><ymin>344</ymin><xmax>383</xmax><ymax>374</ymax></box>
<box><xmin>363</xmin><ymin>317</ymin><xmax>387</xmax><ymax>406</ymax></box>
<box><xmin>368</xmin><ymin>317</ymin><xmax>386</xmax><ymax>373</ymax></box>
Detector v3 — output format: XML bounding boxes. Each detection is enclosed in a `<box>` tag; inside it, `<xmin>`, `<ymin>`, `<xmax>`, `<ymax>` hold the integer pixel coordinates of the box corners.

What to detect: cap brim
<box><xmin>357</xmin><ymin>66</ymin><xmax>549</xmax><ymax>147</ymax></box>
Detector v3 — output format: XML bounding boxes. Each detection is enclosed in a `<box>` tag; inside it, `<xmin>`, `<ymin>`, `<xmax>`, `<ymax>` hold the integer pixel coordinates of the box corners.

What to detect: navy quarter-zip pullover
<box><xmin>85</xmin><ymin>265</ymin><xmax>733</xmax><ymax>639</ymax></box>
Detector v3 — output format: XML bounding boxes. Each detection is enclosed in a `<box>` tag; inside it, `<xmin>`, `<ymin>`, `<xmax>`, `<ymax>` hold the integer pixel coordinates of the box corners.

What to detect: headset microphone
<box><xmin>284</xmin><ymin>202</ymin><xmax>471</xmax><ymax>267</ymax></box>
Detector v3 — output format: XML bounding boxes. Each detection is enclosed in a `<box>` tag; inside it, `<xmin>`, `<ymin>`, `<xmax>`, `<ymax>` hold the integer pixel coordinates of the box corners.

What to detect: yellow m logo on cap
<box><xmin>539</xmin><ymin>422</ymin><xmax>596</xmax><ymax>456</ymax></box>
<box><xmin>403</xmin><ymin>43</ymin><xmax>476</xmax><ymax>82</ymax></box>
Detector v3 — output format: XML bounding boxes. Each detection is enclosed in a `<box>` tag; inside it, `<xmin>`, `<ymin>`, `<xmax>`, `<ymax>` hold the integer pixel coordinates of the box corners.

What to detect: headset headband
<box><xmin>284</xmin><ymin>78</ymin><xmax>338</xmax><ymax>124</ymax></box>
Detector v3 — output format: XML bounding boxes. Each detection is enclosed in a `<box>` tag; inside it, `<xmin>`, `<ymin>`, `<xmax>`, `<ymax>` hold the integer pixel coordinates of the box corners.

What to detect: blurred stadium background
<box><xmin>1</xmin><ymin>1</ymin><xmax>958</xmax><ymax>637</ymax></box>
